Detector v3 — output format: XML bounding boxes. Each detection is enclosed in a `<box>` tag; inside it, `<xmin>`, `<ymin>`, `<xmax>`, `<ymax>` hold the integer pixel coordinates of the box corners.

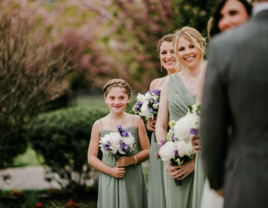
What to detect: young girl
<box><xmin>88</xmin><ymin>79</ymin><xmax>150</xmax><ymax>208</ymax></box>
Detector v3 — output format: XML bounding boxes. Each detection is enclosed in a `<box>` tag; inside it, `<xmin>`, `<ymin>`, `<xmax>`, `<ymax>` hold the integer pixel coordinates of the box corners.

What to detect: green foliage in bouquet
<box><xmin>28</xmin><ymin>105</ymin><xmax>109</xmax><ymax>193</ymax></box>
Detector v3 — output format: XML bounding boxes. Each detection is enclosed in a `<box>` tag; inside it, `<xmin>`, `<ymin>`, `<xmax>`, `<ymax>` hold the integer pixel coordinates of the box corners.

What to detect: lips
<box><xmin>185</xmin><ymin>56</ymin><xmax>195</xmax><ymax>61</ymax></box>
<box><xmin>113</xmin><ymin>106</ymin><xmax>122</xmax><ymax>109</ymax></box>
<box><xmin>165</xmin><ymin>60</ymin><xmax>175</xmax><ymax>65</ymax></box>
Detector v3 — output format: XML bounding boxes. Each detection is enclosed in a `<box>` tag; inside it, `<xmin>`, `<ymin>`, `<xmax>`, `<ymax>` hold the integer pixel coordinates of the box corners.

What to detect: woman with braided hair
<box><xmin>88</xmin><ymin>79</ymin><xmax>150</xmax><ymax>208</ymax></box>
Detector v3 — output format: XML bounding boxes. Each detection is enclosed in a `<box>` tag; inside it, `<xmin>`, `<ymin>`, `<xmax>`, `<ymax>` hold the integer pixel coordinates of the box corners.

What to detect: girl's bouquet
<box><xmin>132</xmin><ymin>89</ymin><xmax>161</xmax><ymax>120</ymax></box>
<box><xmin>99</xmin><ymin>125</ymin><xmax>136</xmax><ymax>161</ymax></box>
<box><xmin>156</xmin><ymin>101</ymin><xmax>201</xmax><ymax>186</ymax></box>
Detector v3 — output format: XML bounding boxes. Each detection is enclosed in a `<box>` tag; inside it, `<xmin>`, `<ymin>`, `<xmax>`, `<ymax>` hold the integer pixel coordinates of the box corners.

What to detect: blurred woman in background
<box><xmin>147</xmin><ymin>34</ymin><xmax>176</xmax><ymax>208</ymax></box>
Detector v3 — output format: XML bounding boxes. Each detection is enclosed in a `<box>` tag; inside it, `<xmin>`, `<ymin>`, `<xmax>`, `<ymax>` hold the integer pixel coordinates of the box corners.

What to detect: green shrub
<box><xmin>29</xmin><ymin>105</ymin><xmax>109</xmax><ymax>193</ymax></box>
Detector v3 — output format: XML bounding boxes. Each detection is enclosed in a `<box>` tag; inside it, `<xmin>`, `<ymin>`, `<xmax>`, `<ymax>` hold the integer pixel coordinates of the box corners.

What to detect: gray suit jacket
<box><xmin>201</xmin><ymin>10</ymin><xmax>268</xmax><ymax>208</ymax></box>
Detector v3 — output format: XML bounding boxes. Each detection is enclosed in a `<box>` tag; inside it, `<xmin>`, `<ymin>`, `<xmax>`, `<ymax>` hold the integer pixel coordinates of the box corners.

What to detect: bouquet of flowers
<box><xmin>132</xmin><ymin>89</ymin><xmax>161</xmax><ymax>120</ymax></box>
<box><xmin>173</xmin><ymin>101</ymin><xmax>201</xmax><ymax>141</ymax></box>
<box><xmin>156</xmin><ymin>102</ymin><xmax>201</xmax><ymax>186</ymax></box>
<box><xmin>99</xmin><ymin>125</ymin><xmax>136</xmax><ymax>161</ymax></box>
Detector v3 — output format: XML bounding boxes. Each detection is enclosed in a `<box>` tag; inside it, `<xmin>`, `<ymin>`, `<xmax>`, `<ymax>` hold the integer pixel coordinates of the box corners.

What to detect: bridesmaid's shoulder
<box><xmin>150</xmin><ymin>77</ymin><xmax>165</xmax><ymax>90</ymax></box>
<box><xmin>130</xmin><ymin>114</ymin><xmax>144</xmax><ymax>128</ymax></box>
<box><xmin>92</xmin><ymin>119</ymin><xmax>103</xmax><ymax>134</ymax></box>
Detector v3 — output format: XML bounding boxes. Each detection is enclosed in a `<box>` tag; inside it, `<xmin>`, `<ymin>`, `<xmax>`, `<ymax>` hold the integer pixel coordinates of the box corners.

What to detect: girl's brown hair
<box><xmin>103</xmin><ymin>79</ymin><xmax>132</xmax><ymax>98</ymax></box>
<box><xmin>156</xmin><ymin>34</ymin><xmax>174</xmax><ymax>56</ymax></box>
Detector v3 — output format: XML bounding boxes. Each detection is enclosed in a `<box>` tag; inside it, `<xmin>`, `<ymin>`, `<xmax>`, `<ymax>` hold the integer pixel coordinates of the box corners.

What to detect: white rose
<box><xmin>159</xmin><ymin>141</ymin><xmax>176</xmax><ymax>162</ymax></box>
<box><xmin>123</xmin><ymin>134</ymin><xmax>135</xmax><ymax>146</ymax></box>
<box><xmin>137</xmin><ymin>93</ymin><xmax>146</xmax><ymax>103</ymax></box>
<box><xmin>151</xmin><ymin>95</ymin><xmax>158</xmax><ymax>100</ymax></box>
<box><xmin>174</xmin><ymin>112</ymin><xmax>199</xmax><ymax>142</ymax></box>
<box><xmin>100</xmin><ymin>134</ymin><xmax>110</xmax><ymax>144</ymax></box>
<box><xmin>140</xmin><ymin>101</ymin><xmax>152</xmax><ymax>119</ymax></box>
<box><xmin>175</xmin><ymin>141</ymin><xmax>187</xmax><ymax>157</ymax></box>
<box><xmin>110</xmin><ymin>132</ymin><xmax>121</xmax><ymax>145</ymax></box>
<box><xmin>145</xmin><ymin>92</ymin><xmax>152</xmax><ymax>100</ymax></box>
<box><xmin>174</xmin><ymin>141</ymin><xmax>194</xmax><ymax>157</ymax></box>
<box><xmin>153</xmin><ymin>103</ymin><xmax>159</xmax><ymax>110</ymax></box>
<box><xmin>186</xmin><ymin>141</ymin><xmax>194</xmax><ymax>156</ymax></box>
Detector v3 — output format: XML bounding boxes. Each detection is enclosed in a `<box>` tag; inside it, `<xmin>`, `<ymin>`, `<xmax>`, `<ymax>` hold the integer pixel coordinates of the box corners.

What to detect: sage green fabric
<box><xmin>192</xmin><ymin>153</ymin><xmax>206</xmax><ymax>208</ymax></box>
<box><xmin>164</xmin><ymin>73</ymin><xmax>197</xmax><ymax>208</ymax></box>
<box><xmin>97</xmin><ymin>126</ymin><xmax>148</xmax><ymax>208</ymax></box>
<box><xmin>148</xmin><ymin>132</ymin><xmax>166</xmax><ymax>208</ymax></box>
<box><xmin>148</xmin><ymin>77</ymin><xmax>167</xmax><ymax>208</ymax></box>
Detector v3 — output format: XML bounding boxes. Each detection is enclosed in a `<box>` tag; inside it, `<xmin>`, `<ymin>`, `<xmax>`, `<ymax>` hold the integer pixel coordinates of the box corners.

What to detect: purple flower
<box><xmin>152</xmin><ymin>89</ymin><xmax>160</xmax><ymax>96</ymax></box>
<box><xmin>175</xmin><ymin>150</ymin><xmax>179</xmax><ymax>158</ymax></box>
<box><xmin>190</xmin><ymin>128</ymin><xmax>199</xmax><ymax>136</ymax></box>
<box><xmin>117</xmin><ymin>126</ymin><xmax>129</xmax><ymax>137</ymax></box>
<box><xmin>124</xmin><ymin>145</ymin><xmax>130</xmax><ymax>150</ymax></box>
<box><xmin>121</xmin><ymin>131</ymin><xmax>129</xmax><ymax>137</ymax></box>
<box><xmin>148</xmin><ymin>98</ymin><xmax>153</xmax><ymax>103</ymax></box>
<box><xmin>148</xmin><ymin>108</ymin><xmax>153</xmax><ymax>113</ymax></box>
<box><xmin>153</xmin><ymin>100</ymin><xmax>158</xmax><ymax>104</ymax></box>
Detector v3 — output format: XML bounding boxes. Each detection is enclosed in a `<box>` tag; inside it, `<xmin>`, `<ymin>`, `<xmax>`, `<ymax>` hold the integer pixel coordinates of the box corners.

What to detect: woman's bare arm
<box><xmin>155</xmin><ymin>77</ymin><xmax>169</xmax><ymax>143</ymax></box>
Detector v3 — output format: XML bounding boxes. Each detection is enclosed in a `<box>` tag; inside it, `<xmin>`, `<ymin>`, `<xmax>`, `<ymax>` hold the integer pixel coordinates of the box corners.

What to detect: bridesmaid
<box><xmin>156</xmin><ymin>27</ymin><xmax>206</xmax><ymax>208</ymax></box>
<box><xmin>88</xmin><ymin>79</ymin><xmax>150</xmax><ymax>208</ymax></box>
<box><xmin>147</xmin><ymin>34</ymin><xmax>176</xmax><ymax>208</ymax></box>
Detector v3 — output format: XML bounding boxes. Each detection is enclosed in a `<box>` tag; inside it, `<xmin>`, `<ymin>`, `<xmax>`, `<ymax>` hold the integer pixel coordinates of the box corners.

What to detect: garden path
<box><xmin>0</xmin><ymin>166</ymin><xmax>61</xmax><ymax>190</ymax></box>
<box><xmin>0</xmin><ymin>166</ymin><xmax>95</xmax><ymax>191</ymax></box>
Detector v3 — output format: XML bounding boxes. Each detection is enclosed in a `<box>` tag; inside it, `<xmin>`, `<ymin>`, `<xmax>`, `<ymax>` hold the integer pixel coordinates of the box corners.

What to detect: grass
<box><xmin>13</xmin><ymin>146</ymin><xmax>43</xmax><ymax>167</ymax></box>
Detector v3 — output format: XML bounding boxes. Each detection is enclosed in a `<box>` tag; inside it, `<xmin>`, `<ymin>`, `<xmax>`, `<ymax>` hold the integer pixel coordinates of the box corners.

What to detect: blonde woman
<box><xmin>147</xmin><ymin>34</ymin><xmax>176</xmax><ymax>208</ymax></box>
<box><xmin>156</xmin><ymin>27</ymin><xmax>206</xmax><ymax>208</ymax></box>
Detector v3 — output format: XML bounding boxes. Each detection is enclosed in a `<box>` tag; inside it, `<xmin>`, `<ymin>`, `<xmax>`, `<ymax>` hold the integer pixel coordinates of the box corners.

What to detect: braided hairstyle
<box><xmin>103</xmin><ymin>79</ymin><xmax>132</xmax><ymax>98</ymax></box>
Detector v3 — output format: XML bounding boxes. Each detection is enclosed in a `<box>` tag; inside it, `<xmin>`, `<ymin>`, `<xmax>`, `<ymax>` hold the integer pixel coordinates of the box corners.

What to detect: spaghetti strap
<box><xmin>132</xmin><ymin>115</ymin><xmax>134</xmax><ymax>126</ymax></box>
<box><xmin>100</xmin><ymin>119</ymin><xmax>103</xmax><ymax>130</ymax></box>
<box><xmin>156</xmin><ymin>76</ymin><xmax>168</xmax><ymax>88</ymax></box>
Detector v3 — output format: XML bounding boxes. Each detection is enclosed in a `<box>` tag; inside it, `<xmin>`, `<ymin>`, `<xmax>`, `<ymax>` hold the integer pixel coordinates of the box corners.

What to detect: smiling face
<box><xmin>177</xmin><ymin>37</ymin><xmax>202</xmax><ymax>70</ymax></box>
<box><xmin>105</xmin><ymin>87</ymin><xmax>129</xmax><ymax>114</ymax></box>
<box><xmin>160</xmin><ymin>41</ymin><xmax>176</xmax><ymax>72</ymax></box>
<box><xmin>218</xmin><ymin>0</ymin><xmax>249</xmax><ymax>32</ymax></box>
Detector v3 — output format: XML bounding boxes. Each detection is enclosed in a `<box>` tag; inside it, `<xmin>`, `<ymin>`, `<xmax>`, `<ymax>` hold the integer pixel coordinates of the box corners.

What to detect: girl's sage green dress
<box><xmin>148</xmin><ymin>78</ymin><xmax>167</xmax><ymax>208</ymax></box>
<box><xmin>164</xmin><ymin>73</ymin><xmax>205</xmax><ymax>208</ymax></box>
<box><xmin>97</xmin><ymin>117</ymin><xmax>148</xmax><ymax>208</ymax></box>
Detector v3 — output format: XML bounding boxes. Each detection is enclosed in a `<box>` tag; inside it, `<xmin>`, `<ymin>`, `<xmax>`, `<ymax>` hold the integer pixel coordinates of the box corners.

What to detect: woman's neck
<box><xmin>182</xmin><ymin>64</ymin><xmax>201</xmax><ymax>79</ymax></box>
<box><xmin>167</xmin><ymin>68</ymin><xmax>176</xmax><ymax>76</ymax></box>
